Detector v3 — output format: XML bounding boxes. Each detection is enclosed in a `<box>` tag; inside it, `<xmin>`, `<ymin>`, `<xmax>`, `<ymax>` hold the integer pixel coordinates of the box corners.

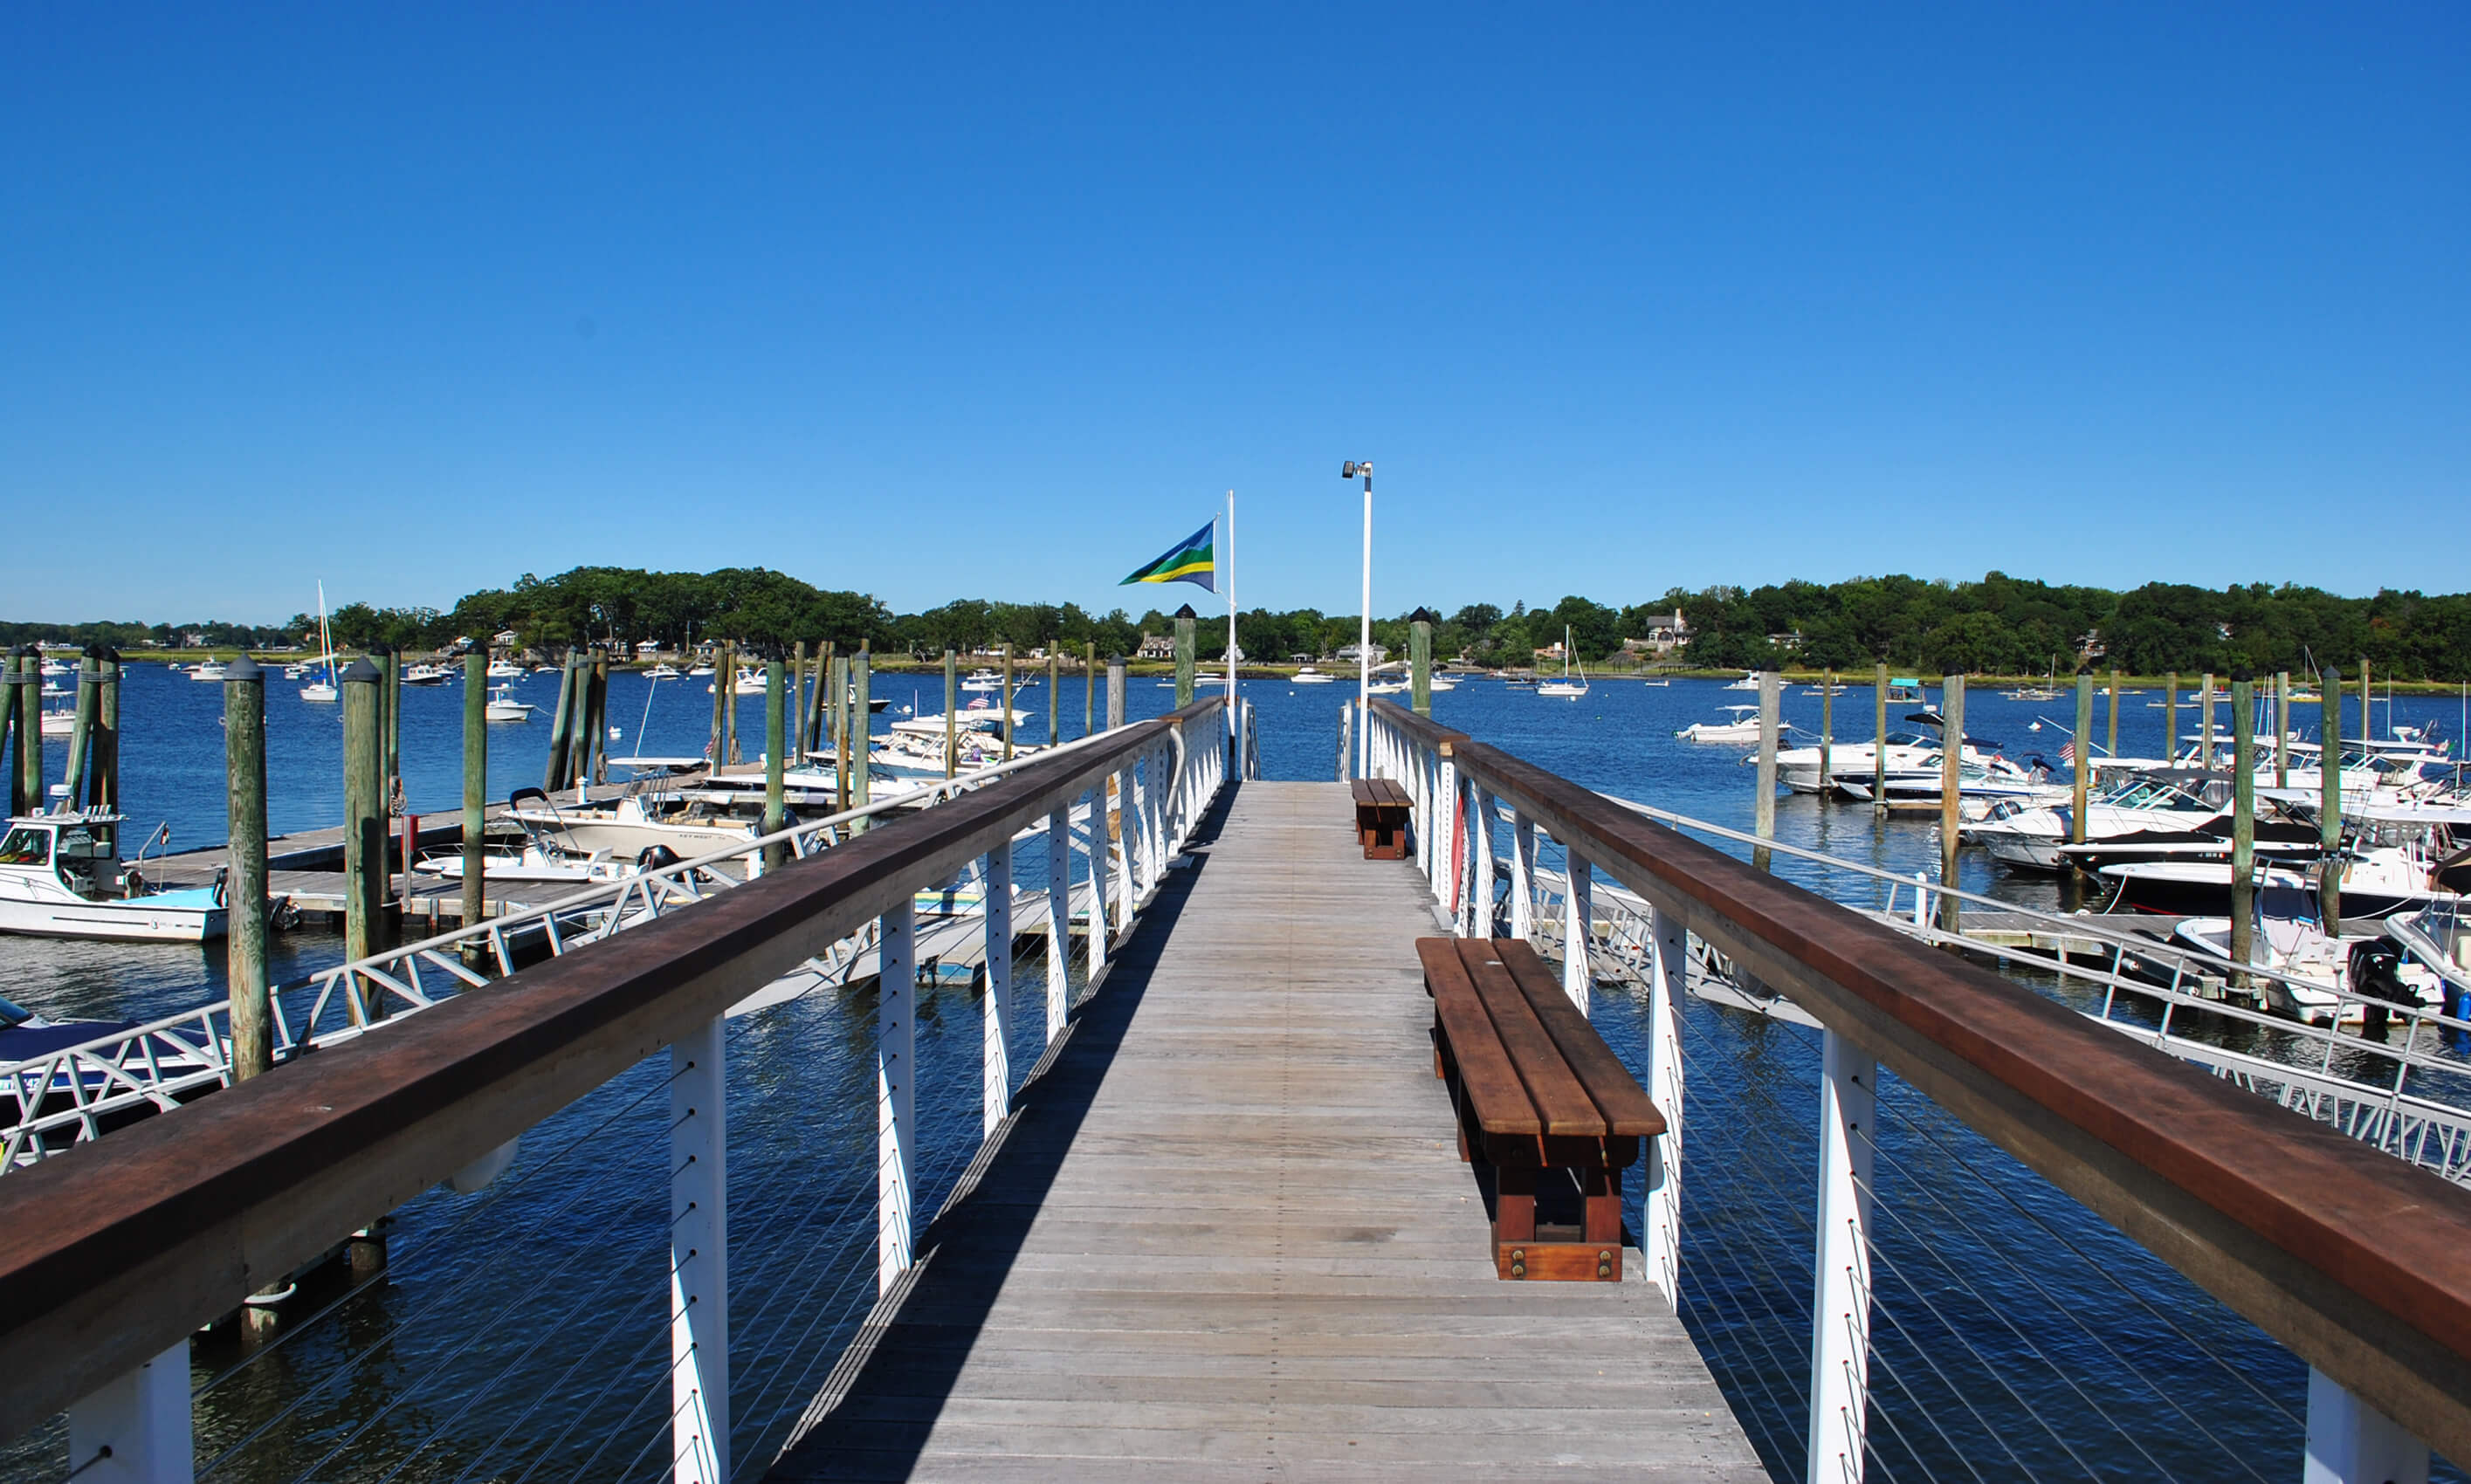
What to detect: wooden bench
<box><xmin>1351</xmin><ymin>778</ymin><xmax>1413</xmax><ymax>860</ymax></box>
<box><xmin>1417</xmin><ymin>937</ymin><xmax>1665</xmax><ymax>1281</ymax></box>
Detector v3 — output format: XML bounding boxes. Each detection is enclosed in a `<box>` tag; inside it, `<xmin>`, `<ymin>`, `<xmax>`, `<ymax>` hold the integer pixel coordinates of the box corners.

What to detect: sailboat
<box><xmin>299</xmin><ymin>583</ymin><xmax>341</xmax><ymax>703</ymax></box>
<box><xmin>1538</xmin><ymin>628</ymin><xmax>1588</xmax><ymax>698</ymax></box>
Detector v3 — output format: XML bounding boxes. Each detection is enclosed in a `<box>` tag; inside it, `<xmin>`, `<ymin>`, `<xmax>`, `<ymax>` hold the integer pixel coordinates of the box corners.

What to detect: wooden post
<box><xmin>764</xmin><ymin>660</ymin><xmax>787</xmax><ymax>872</ymax></box>
<box><xmin>224</xmin><ymin>656</ymin><xmax>272</xmax><ymax>1080</ymax></box>
<box><xmin>91</xmin><ymin>648</ymin><xmax>120</xmax><ymax>811</ymax></box>
<box><xmin>544</xmin><ymin>654</ymin><xmax>576</xmax><ymax>791</ymax></box>
<box><xmin>2072</xmin><ymin>671</ymin><xmax>2093</xmax><ymax>844</ymax></box>
<box><xmin>720</xmin><ymin>642</ymin><xmax>739</xmax><ymax>766</ymax></box>
<box><xmin>379</xmin><ymin>646</ymin><xmax>402</xmax><ymax>805</ymax></box>
<box><xmin>850</xmin><ymin>642</ymin><xmax>872</xmax><ymax>823</ymax></box>
<box><xmin>706</xmin><ymin>651</ymin><xmax>726</xmax><ymax>773</ymax></box>
<box><xmin>944</xmin><ymin>649</ymin><xmax>960</xmax><ymax>779</ymax></box>
<box><xmin>1048</xmin><ymin>652</ymin><xmax>1060</xmax><ymax>746</ymax></box>
<box><xmin>2276</xmin><ymin>670</ymin><xmax>2291</xmax><ymax>788</ymax></box>
<box><xmin>1002</xmin><ymin>645</ymin><xmax>1015</xmax><ymax>762</ymax></box>
<box><xmin>1174</xmin><ymin>609</ymin><xmax>1197</xmax><ymax>708</ymax></box>
<box><xmin>790</xmin><ymin>640</ymin><xmax>808</xmax><ymax>760</ymax></box>
<box><xmin>1754</xmin><ymin>671</ymin><xmax>1779</xmax><ymax>871</ymax></box>
<box><xmin>1939</xmin><ymin>674</ymin><xmax>1965</xmax><ymax>931</ymax></box>
<box><xmin>587</xmin><ymin>657</ymin><xmax>610</xmax><ymax>786</ymax></box>
<box><xmin>567</xmin><ymin>655</ymin><xmax>595</xmax><ymax>797</ymax></box>
<box><xmin>829</xmin><ymin>653</ymin><xmax>849</xmax><ymax>807</ymax></box>
<box><xmin>1084</xmin><ymin>642</ymin><xmax>1097</xmax><ymax>735</ymax></box>
<box><xmin>15</xmin><ymin>650</ymin><xmax>40</xmax><ymax>816</ymax></box>
<box><xmin>1818</xmin><ymin>670</ymin><xmax>1834</xmax><ymax>796</ymax></box>
<box><xmin>2199</xmin><ymin>672</ymin><xmax>2215</xmax><ymax>768</ymax></box>
<box><xmin>2107</xmin><ymin>668</ymin><xmax>2120</xmax><ymax>761</ymax></box>
<box><xmin>1410</xmin><ymin>616</ymin><xmax>1433</xmax><ymax>718</ymax></box>
<box><xmin>1873</xmin><ymin>663</ymin><xmax>1889</xmax><ymax>818</ymax></box>
<box><xmin>0</xmin><ymin>651</ymin><xmax>20</xmax><ymax>819</ymax></box>
<box><xmin>462</xmin><ymin>651</ymin><xmax>486</xmax><ymax>942</ymax></box>
<box><xmin>341</xmin><ymin>658</ymin><xmax>388</xmax><ymax>1007</ymax></box>
<box><xmin>2322</xmin><ymin>666</ymin><xmax>2344</xmax><ymax>936</ymax></box>
<box><xmin>2230</xmin><ymin>677</ymin><xmax>2256</xmax><ymax>980</ymax></box>
<box><xmin>1107</xmin><ymin>656</ymin><xmax>1126</xmax><ymax>731</ymax></box>
<box><xmin>2165</xmin><ymin>672</ymin><xmax>2178</xmax><ymax>765</ymax></box>
<box><xmin>2358</xmin><ymin>656</ymin><xmax>2372</xmax><ymax>743</ymax></box>
<box><xmin>62</xmin><ymin>655</ymin><xmax>100</xmax><ymax>804</ymax></box>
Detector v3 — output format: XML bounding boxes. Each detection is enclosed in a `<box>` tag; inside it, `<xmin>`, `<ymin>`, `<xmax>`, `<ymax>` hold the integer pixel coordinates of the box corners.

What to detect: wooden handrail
<box><xmin>1371</xmin><ymin>698</ymin><xmax>2471</xmax><ymax>1458</ymax></box>
<box><xmin>0</xmin><ymin>698</ymin><xmax>1224</xmax><ymax>1433</ymax></box>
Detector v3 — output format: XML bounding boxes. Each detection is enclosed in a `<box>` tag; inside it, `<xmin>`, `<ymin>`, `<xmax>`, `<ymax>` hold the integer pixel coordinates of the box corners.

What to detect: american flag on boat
<box><xmin>2060</xmin><ymin>740</ymin><xmax>2075</xmax><ymax>763</ymax></box>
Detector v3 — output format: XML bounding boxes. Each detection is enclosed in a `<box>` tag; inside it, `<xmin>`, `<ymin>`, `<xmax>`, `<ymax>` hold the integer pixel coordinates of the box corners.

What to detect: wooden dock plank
<box><xmin>766</xmin><ymin>781</ymin><xmax>1765</xmax><ymax>1482</ymax></box>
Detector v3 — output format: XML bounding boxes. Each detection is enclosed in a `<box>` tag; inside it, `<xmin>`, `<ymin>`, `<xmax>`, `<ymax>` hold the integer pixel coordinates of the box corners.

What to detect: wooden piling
<box><xmin>0</xmin><ymin>652</ymin><xmax>19</xmax><ymax>819</ymax></box>
<box><xmin>1106</xmin><ymin>656</ymin><xmax>1126</xmax><ymax>731</ymax></box>
<box><xmin>1939</xmin><ymin>674</ymin><xmax>1965</xmax><ymax>931</ymax></box>
<box><xmin>588</xmin><ymin>657</ymin><xmax>610</xmax><ymax>785</ymax></box>
<box><xmin>790</xmin><ymin>641</ymin><xmax>809</xmax><ymax>760</ymax></box>
<box><xmin>1174</xmin><ymin>610</ymin><xmax>1197</xmax><ymax>709</ymax></box>
<box><xmin>379</xmin><ymin>647</ymin><xmax>402</xmax><ymax>804</ymax></box>
<box><xmin>224</xmin><ymin>656</ymin><xmax>272</xmax><ymax>1078</ymax></box>
<box><xmin>1873</xmin><ymin>663</ymin><xmax>1889</xmax><ymax>818</ymax></box>
<box><xmin>2275</xmin><ymin>671</ymin><xmax>2291</xmax><ymax>788</ymax></box>
<box><xmin>1048</xmin><ymin>652</ymin><xmax>1061</xmax><ymax>746</ymax></box>
<box><xmin>2230</xmin><ymin>677</ymin><xmax>2256</xmax><ymax>979</ymax></box>
<box><xmin>566</xmin><ymin>655</ymin><xmax>595</xmax><ymax>795</ymax></box>
<box><xmin>341</xmin><ymin>658</ymin><xmax>388</xmax><ymax>1006</ymax></box>
<box><xmin>2359</xmin><ymin>656</ymin><xmax>2372</xmax><ymax>742</ymax></box>
<box><xmin>1410</xmin><ymin>617</ymin><xmax>1433</xmax><ymax>718</ymax></box>
<box><xmin>2165</xmin><ymin>671</ymin><xmax>2178</xmax><ymax>763</ymax></box>
<box><xmin>1002</xmin><ymin>645</ymin><xmax>1016</xmax><ymax>762</ymax></box>
<box><xmin>91</xmin><ymin>649</ymin><xmax>120</xmax><ymax>811</ymax></box>
<box><xmin>2072</xmin><ymin>671</ymin><xmax>2093</xmax><ymax>845</ymax></box>
<box><xmin>2107</xmin><ymin>668</ymin><xmax>2120</xmax><ymax>761</ymax></box>
<box><xmin>1085</xmin><ymin>642</ymin><xmax>1098</xmax><ymax>734</ymax></box>
<box><xmin>2200</xmin><ymin>672</ymin><xmax>2215</xmax><ymax>767</ymax></box>
<box><xmin>462</xmin><ymin>651</ymin><xmax>486</xmax><ymax>945</ymax></box>
<box><xmin>62</xmin><ymin>655</ymin><xmax>100</xmax><ymax>804</ymax></box>
<box><xmin>720</xmin><ymin>642</ymin><xmax>740</xmax><ymax>767</ymax></box>
<box><xmin>2321</xmin><ymin>666</ymin><xmax>2344</xmax><ymax>935</ymax></box>
<box><xmin>15</xmin><ymin>650</ymin><xmax>44</xmax><ymax>817</ymax></box>
<box><xmin>944</xmin><ymin>649</ymin><xmax>960</xmax><ymax>779</ymax></box>
<box><xmin>1754</xmin><ymin>671</ymin><xmax>1779</xmax><ymax>871</ymax></box>
<box><xmin>764</xmin><ymin>660</ymin><xmax>787</xmax><ymax>871</ymax></box>
<box><xmin>705</xmin><ymin>652</ymin><xmax>725</xmax><ymax>773</ymax></box>
<box><xmin>1818</xmin><ymin>670</ymin><xmax>1834</xmax><ymax>796</ymax></box>
<box><xmin>544</xmin><ymin>655</ymin><xmax>577</xmax><ymax>791</ymax></box>
<box><xmin>851</xmin><ymin>642</ymin><xmax>873</xmax><ymax>823</ymax></box>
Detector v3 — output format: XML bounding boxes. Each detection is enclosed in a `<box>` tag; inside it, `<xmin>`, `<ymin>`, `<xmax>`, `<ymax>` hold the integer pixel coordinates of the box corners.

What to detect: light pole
<box><xmin>1342</xmin><ymin>461</ymin><xmax>1373</xmax><ymax>777</ymax></box>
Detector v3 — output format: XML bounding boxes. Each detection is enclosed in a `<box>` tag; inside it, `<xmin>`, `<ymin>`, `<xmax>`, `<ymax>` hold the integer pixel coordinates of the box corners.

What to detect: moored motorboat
<box><xmin>0</xmin><ymin>811</ymin><xmax>280</xmax><ymax>942</ymax></box>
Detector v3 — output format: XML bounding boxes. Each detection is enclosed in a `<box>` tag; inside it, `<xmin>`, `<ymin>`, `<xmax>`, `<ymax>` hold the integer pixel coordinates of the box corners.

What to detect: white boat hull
<box><xmin>0</xmin><ymin>895</ymin><xmax>225</xmax><ymax>942</ymax></box>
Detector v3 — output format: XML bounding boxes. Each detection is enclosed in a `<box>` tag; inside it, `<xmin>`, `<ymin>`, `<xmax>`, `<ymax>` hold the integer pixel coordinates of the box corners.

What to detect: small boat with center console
<box><xmin>0</xmin><ymin>809</ymin><xmax>280</xmax><ymax>942</ymax></box>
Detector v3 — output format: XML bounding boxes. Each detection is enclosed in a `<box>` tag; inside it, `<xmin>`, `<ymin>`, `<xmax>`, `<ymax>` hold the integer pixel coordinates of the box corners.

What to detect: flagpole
<box><xmin>1226</xmin><ymin>491</ymin><xmax>1237</xmax><ymax>705</ymax></box>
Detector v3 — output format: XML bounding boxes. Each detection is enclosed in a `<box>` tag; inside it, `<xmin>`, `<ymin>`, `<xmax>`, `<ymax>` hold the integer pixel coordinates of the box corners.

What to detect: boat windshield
<box><xmin>0</xmin><ymin>826</ymin><xmax>51</xmax><ymax>867</ymax></box>
<box><xmin>0</xmin><ymin>996</ymin><xmax>28</xmax><ymax>1027</ymax></box>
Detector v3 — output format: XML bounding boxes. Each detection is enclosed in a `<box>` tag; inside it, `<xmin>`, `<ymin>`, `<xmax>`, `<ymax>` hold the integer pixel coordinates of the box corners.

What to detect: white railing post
<box><xmin>65</xmin><ymin>1342</ymin><xmax>190</xmax><ymax>1484</ymax></box>
<box><xmin>1046</xmin><ymin>809</ymin><xmax>1070</xmax><ymax>1043</ymax></box>
<box><xmin>1910</xmin><ymin>872</ymin><xmax>1930</xmax><ymax>930</ymax></box>
<box><xmin>1510</xmin><ymin>809</ymin><xmax>1537</xmax><ymax>943</ymax></box>
<box><xmin>1434</xmin><ymin>751</ymin><xmax>1458</xmax><ymax>914</ymax></box>
<box><xmin>1110</xmin><ymin>771</ymin><xmax>1132</xmax><ymax>932</ymax></box>
<box><xmin>1563</xmin><ymin>850</ymin><xmax>1593</xmax><ymax>1017</ymax></box>
<box><xmin>982</xmin><ymin>847</ymin><xmax>1012</xmax><ymax>1137</ymax></box>
<box><xmin>878</xmin><ymin>902</ymin><xmax>916</xmax><ymax>1295</ymax></box>
<box><xmin>671</xmin><ymin>1013</ymin><xmax>727</xmax><ymax>1484</ymax></box>
<box><xmin>1470</xmin><ymin>787</ymin><xmax>1497</xmax><ymax>938</ymax></box>
<box><xmin>1808</xmin><ymin>1027</ymin><xmax>1876</xmax><ymax>1484</ymax></box>
<box><xmin>2305</xmin><ymin>1368</ymin><xmax>2430</xmax><ymax>1484</ymax></box>
<box><xmin>1084</xmin><ymin>785</ymin><xmax>1111</xmax><ymax>987</ymax></box>
<box><xmin>1645</xmin><ymin>903</ymin><xmax>1686</xmax><ymax>1309</ymax></box>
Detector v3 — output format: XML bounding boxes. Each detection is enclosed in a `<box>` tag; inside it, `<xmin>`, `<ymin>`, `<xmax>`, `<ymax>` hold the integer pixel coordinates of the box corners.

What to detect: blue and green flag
<box><xmin>1119</xmin><ymin>520</ymin><xmax>1216</xmax><ymax>593</ymax></box>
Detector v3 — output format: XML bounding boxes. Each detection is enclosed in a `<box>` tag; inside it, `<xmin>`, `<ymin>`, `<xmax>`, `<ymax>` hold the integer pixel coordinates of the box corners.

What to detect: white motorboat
<box><xmin>414</xmin><ymin>842</ymin><xmax>644</xmax><ymax>887</ymax></box>
<box><xmin>1291</xmin><ymin>665</ymin><xmax>1336</xmax><ymax>684</ymax></box>
<box><xmin>1779</xmin><ymin>725</ymin><xmax>1944</xmax><ymax>794</ymax></box>
<box><xmin>0</xmin><ymin>811</ymin><xmax>266</xmax><ymax>942</ymax></box>
<box><xmin>2172</xmin><ymin>876</ymin><xmax>2392</xmax><ymax>1025</ymax></box>
<box><xmin>960</xmin><ymin>669</ymin><xmax>1004</xmax><ymax>693</ymax></box>
<box><xmin>2096</xmin><ymin>860</ymin><xmax>2315</xmax><ymax>916</ymax></box>
<box><xmin>1537</xmin><ymin>628</ymin><xmax>1588</xmax><ymax>699</ymax></box>
<box><xmin>1966</xmin><ymin>773</ymin><xmax>2316</xmax><ymax>873</ymax></box>
<box><xmin>1884</xmin><ymin>677</ymin><xmax>1927</xmax><ymax>705</ymax></box>
<box><xmin>37</xmin><ymin>658</ymin><xmax>72</xmax><ymax>679</ymax></box>
<box><xmin>708</xmin><ymin>667</ymin><xmax>767</xmax><ymax>696</ymax></box>
<box><xmin>1677</xmin><ymin>705</ymin><xmax>1763</xmax><ymax>744</ymax></box>
<box><xmin>1724</xmin><ymin>676</ymin><xmax>1761</xmax><ymax>692</ymax></box>
<box><xmin>488</xmin><ymin>657</ymin><xmax>526</xmax><ymax>678</ymax></box>
<box><xmin>189</xmin><ymin>660</ymin><xmax>228</xmax><ymax>683</ymax></box>
<box><xmin>485</xmin><ymin>684</ymin><xmax>537</xmax><ymax>724</ymax></box>
<box><xmin>39</xmin><ymin>701</ymin><xmax>76</xmax><ymax>739</ymax></box>
<box><xmin>644</xmin><ymin>662</ymin><xmax>681</xmax><ymax>680</ymax></box>
<box><xmin>1428</xmin><ymin>676</ymin><xmax>1458</xmax><ymax>692</ymax></box>
<box><xmin>504</xmin><ymin>788</ymin><xmax>759</xmax><ymax>862</ymax></box>
<box><xmin>403</xmin><ymin>663</ymin><xmax>452</xmax><ymax>686</ymax></box>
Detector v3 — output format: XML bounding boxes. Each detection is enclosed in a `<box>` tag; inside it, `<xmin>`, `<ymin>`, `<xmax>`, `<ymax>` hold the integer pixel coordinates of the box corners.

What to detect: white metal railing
<box><xmin>31</xmin><ymin>698</ymin><xmax>1233</xmax><ymax>1483</ymax></box>
<box><xmin>1360</xmin><ymin>699</ymin><xmax>2451</xmax><ymax>1484</ymax></box>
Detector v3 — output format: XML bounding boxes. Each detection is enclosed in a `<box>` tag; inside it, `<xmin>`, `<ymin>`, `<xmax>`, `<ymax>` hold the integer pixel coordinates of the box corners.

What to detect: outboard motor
<box><xmin>2349</xmin><ymin>938</ymin><xmax>2411</xmax><ymax>1039</ymax></box>
<box><xmin>636</xmin><ymin>844</ymin><xmax>682</xmax><ymax>872</ymax></box>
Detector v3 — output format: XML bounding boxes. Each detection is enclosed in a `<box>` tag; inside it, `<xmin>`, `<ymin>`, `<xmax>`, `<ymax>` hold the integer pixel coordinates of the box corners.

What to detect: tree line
<box><xmin>8</xmin><ymin>568</ymin><xmax>2469</xmax><ymax>680</ymax></box>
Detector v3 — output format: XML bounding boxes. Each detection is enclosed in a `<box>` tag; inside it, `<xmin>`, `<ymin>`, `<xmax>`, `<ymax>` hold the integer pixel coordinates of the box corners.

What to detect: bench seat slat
<box><xmin>1415</xmin><ymin>940</ymin><xmax>1539</xmax><ymax>1137</ymax></box>
<box><xmin>1497</xmin><ymin>941</ymin><xmax>1666</xmax><ymax>1138</ymax></box>
<box><xmin>1350</xmin><ymin>780</ymin><xmax>1380</xmax><ymax>806</ymax></box>
<box><xmin>1455</xmin><ymin>940</ymin><xmax>1606</xmax><ymax>1138</ymax></box>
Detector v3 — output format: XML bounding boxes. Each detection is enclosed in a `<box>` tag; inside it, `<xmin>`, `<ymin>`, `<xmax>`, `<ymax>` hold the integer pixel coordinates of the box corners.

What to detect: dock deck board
<box><xmin>767</xmin><ymin>781</ymin><xmax>1765</xmax><ymax>1481</ymax></box>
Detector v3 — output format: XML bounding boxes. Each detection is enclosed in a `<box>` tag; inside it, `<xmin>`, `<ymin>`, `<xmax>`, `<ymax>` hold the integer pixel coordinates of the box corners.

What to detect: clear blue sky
<box><xmin>4</xmin><ymin>3</ymin><xmax>2463</xmax><ymax>625</ymax></box>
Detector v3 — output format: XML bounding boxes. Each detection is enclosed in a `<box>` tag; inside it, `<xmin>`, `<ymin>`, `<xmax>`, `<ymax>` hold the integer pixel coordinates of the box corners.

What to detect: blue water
<box><xmin>6</xmin><ymin>667</ymin><xmax>2468</xmax><ymax>1481</ymax></box>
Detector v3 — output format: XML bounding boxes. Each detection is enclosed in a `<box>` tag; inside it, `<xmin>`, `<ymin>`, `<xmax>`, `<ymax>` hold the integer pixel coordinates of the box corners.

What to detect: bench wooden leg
<box><xmin>1492</xmin><ymin>1165</ymin><xmax>1537</xmax><ymax>1281</ymax></box>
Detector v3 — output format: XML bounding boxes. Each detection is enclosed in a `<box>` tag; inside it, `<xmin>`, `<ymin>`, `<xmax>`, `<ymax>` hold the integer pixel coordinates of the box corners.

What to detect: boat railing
<box><xmin>0</xmin><ymin>702</ymin><xmax>1224</xmax><ymax>1173</ymax></box>
<box><xmin>0</xmin><ymin>694</ymin><xmax>1236</xmax><ymax>1476</ymax></box>
<box><xmin>1364</xmin><ymin>696</ymin><xmax>2471</xmax><ymax>1481</ymax></box>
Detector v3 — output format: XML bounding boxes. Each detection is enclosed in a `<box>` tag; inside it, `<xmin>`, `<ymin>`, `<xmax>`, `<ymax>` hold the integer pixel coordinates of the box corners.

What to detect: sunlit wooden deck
<box><xmin>768</xmin><ymin>781</ymin><xmax>1765</xmax><ymax>1481</ymax></box>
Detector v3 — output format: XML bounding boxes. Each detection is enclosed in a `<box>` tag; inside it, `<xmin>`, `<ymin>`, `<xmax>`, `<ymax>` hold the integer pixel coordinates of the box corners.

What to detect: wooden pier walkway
<box><xmin>769</xmin><ymin>780</ymin><xmax>1765</xmax><ymax>1482</ymax></box>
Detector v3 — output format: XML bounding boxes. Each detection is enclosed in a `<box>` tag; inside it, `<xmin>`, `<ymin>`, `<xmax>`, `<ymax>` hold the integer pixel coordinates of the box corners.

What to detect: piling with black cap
<box><xmin>0</xmin><ymin>651</ymin><xmax>19</xmax><ymax>818</ymax></box>
<box><xmin>764</xmin><ymin>659</ymin><xmax>787</xmax><ymax>872</ymax></box>
<box><xmin>341</xmin><ymin>657</ymin><xmax>389</xmax><ymax>1011</ymax></box>
<box><xmin>1409</xmin><ymin>608</ymin><xmax>1435</xmax><ymax>718</ymax></box>
<box><xmin>91</xmin><ymin>648</ymin><xmax>121</xmax><ymax>811</ymax></box>
<box><xmin>1174</xmin><ymin>605</ymin><xmax>1198</xmax><ymax>709</ymax></box>
<box><xmin>224</xmin><ymin>656</ymin><xmax>272</xmax><ymax>1078</ymax></box>
<box><xmin>62</xmin><ymin>653</ymin><xmax>100</xmax><ymax>803</ymax></box>
<box><xmin>544</xmin><ymin>653</ymin><xmax>577</xmax><ymax>791</ymax></box>
<box><xmin>1106</xmin><ymin>656</ymin><xmax>1126</xmax><ymax>731</ymax></box>
<box><xmin>12</xmin><ymin>649</ymin><xmax>42</xmax><ymax>816</ymax></box>
<box><xmin>462</xmin><ymin>650</ymin><xmax>486</xmax><ymax>941</ymax></box>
